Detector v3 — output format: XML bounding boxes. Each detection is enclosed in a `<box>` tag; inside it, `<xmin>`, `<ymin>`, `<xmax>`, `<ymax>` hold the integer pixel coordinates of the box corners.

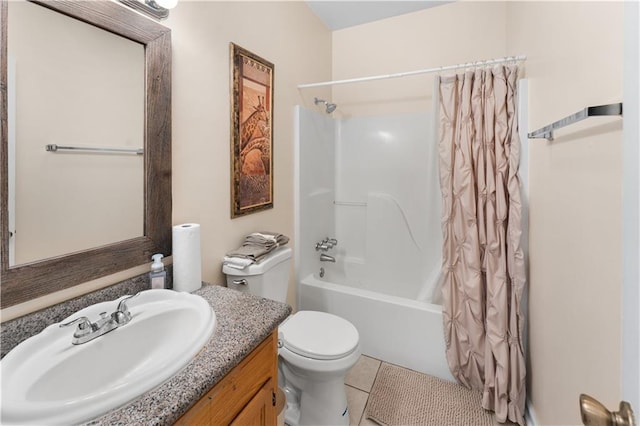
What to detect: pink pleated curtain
<box><xmin>437</xmin><ymin>65</ymin><xmax>526</xmax><ymax>425</ymax></box>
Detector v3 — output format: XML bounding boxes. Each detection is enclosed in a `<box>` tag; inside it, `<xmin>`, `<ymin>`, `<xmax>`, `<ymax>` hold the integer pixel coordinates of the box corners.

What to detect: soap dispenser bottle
<box><xmin>149</xmin><ymin>254</ymin><xmax>167</xmax><ymax>289</ymax></box>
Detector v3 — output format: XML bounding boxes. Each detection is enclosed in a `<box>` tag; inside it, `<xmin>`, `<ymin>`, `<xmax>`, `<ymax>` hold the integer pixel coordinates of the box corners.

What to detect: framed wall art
<box><xmin>230</xmin><ymin>43</ymin><xmax>274</xmax><ymax>218</ymax></box>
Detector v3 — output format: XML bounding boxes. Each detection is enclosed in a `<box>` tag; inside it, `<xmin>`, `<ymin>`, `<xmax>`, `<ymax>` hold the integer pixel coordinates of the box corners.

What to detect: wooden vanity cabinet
<box><xmin>175</xmin><ymin>331</ymin><xmax>278</xmax><ymax>426</ymax></box>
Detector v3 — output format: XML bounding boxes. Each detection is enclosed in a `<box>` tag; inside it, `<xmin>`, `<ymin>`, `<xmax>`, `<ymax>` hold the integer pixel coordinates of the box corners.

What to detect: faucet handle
<box><xmin>60</xmin><ymin>316</ymin><xmax>93</xmax><ymax>337</ymax></box>
<box><xmin>315</xmin><ymin>242</ymin><xmax>329</xmax><ymax>252</ymax></box>
<box><xmin>113</xmin><ymin>293</ymin><xmax>140</xmax><ymax>325</ymax></box>
<box><xmin>116</xmin><ymin>293</ymin><xmax>139</xmax><ymax>312</ymax></box>
<box><xmin>324</xmin><ymin>238</ymin><xmax>338</xmax><ymax>248</ymax></box>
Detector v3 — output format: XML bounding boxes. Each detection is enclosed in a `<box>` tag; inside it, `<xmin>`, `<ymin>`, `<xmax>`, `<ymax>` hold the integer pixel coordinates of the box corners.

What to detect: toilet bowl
<box><xmin>223</xmin><ymin>247</ymin><xmax>361</xmax><ymax>426</ymax></box>
<box><xmin>278</xmin><ymin>311</ymin><xmax>361</xmax><ymax>426</ymax></box>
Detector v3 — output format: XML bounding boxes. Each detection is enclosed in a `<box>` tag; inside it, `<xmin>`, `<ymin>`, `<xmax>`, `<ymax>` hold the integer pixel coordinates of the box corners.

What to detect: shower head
<box><xmin>314</xmin><ymin>97</ymin><xmax>337</xmax><ymax>114</ymax></box>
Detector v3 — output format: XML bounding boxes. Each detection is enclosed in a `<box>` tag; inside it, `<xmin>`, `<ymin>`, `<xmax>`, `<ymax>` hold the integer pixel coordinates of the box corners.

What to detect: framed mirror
<box><xmin>0</xmin><ymin>0</ymin><xmax>172</xmax><ymax>309</ymax></box>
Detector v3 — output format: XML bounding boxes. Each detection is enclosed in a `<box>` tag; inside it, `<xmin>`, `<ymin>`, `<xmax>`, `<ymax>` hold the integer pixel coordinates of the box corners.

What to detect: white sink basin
<box><xmin>1</xmin><ymin>289</ymin><xmax>216</xmax><ymax>425</ymax></box>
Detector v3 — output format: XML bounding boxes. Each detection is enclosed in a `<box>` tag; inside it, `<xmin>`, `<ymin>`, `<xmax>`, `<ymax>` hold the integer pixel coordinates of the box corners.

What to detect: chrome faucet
<box><xmin>320</xmin><ymin>253</ymin><xmax>336</xmax><ymax>262</ymax></box>
<box><xmin>60</xmin><ymin>293</ymin><xmax>140</xmax><ymax>345</ymax></box>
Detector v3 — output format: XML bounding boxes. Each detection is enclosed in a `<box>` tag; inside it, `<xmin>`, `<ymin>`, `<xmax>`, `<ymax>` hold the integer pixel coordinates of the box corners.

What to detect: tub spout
<box><xmin>320</xmin><ymin>254</ymin><xmax>335</xmax><ymax>263</ymax></box>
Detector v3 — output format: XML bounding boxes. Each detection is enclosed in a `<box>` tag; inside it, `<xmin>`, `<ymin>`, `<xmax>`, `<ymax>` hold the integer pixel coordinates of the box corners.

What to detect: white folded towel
<box><xmin>223</xmin><ymin>256</ymin><xmax>254</xmax><ymax>270</ymax></box>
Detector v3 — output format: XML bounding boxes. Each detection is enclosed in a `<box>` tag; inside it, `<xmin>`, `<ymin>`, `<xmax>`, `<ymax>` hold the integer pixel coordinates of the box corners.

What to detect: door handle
<box><xmin>580</xmin><ymin>394</ymin><xmax>635</xmax><ymax>426</ymax></box>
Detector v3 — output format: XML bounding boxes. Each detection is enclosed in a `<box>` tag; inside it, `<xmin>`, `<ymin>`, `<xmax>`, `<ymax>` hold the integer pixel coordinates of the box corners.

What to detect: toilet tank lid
<box><xmin>222</xmin><ymin>246</ymin><xmax>292</xmax><ymax>276</ymax></box>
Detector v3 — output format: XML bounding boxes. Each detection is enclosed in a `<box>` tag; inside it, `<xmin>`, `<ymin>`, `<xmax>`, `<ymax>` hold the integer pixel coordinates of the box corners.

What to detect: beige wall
<box><xmin>167</xmin><ymin>1</ymin><xmax>331</xmax><ymax>308</ymax></box>
<box><xmin>507</xmin><ymin>2</ymin><xmax>624</xmax><ymax>424</ymax></box>
<box><xmin>330</xmin><ymin>1</ymin><xmax>508</xmax><ymax>117</ymax></box>
<box><xmin>1</xmin><ymin>1</ymin><xmax>331</xmax><ymax>320</ymax></box>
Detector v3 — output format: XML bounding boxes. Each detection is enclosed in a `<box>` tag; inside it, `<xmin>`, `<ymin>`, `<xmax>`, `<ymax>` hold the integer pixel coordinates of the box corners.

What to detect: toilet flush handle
<box><xmin>232</xmin><ymin>279</ymin><xmax>248</xmax><ymax>286</ymax></box>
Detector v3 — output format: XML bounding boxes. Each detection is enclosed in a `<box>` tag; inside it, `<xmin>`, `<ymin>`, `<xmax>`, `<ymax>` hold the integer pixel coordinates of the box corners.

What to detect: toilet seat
<box><xmin>279</xmin><ymin>311</ymin><xmax>359</xmax><ymax>360</ymax></box>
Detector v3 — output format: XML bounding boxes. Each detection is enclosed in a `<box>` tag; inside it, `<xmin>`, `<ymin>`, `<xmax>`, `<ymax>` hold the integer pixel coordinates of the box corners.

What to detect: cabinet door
<box><xmin>174</xmin><ymin>331</ymin><xmax>278</xmax><ymax>426</ymax></box>
<box><xmin>230</xmin><ymin>378</ymin><xmax>276</xmax><ymax>426</ymax></box>
<box><xmin>208</xmin><ymin>332</ymin><xmax>277</xmax><ymax>424</ymax></box>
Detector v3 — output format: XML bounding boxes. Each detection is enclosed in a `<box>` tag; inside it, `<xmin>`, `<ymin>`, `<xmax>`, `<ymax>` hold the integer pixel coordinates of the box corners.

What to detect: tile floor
<box><xmin>344</xmin><ymin>355</ymin><xmax>382</xmax><ymax>426</ymax></box>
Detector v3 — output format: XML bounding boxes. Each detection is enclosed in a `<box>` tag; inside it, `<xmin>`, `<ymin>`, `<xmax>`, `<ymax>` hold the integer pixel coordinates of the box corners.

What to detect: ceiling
<box><xmin>304</xmin><ymin>1</ymin><xmax>449</xmax><ymax>31</ymax></box>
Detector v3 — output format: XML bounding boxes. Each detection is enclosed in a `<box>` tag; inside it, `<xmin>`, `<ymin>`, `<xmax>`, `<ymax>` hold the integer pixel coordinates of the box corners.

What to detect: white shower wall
<box><xmin>295</xmin><ymin>106</ymin><xmax>451</xmax><ymax>378</ymax></box>
<box><xmin>296</xmin><ymin>107</ymin><xmax>442</xmax><ymax>303</ymax></box>
<box><xmin>294</xmin><ymin>106</ymin><xmax>336</xmax><ymax>282</ymax></box>
<box><xmin>334</xmin><ymin>112</ymin><xmax>441</xmax><ymax>301</ymax></box>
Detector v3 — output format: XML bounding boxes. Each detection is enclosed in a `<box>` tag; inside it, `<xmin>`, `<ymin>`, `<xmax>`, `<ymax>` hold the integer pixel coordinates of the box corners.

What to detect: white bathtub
<box><xmin>298</xmin><ymin>273</ymin><xmax>455</xmax><ymax>382</ymax></box>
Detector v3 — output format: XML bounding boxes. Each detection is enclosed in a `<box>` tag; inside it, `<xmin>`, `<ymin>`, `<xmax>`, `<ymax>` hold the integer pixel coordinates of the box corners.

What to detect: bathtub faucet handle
<box><xmin>321</xmin><ymin>238</ymin><xmax>338</xmax><ymax>248</ymax></box>
<box><xmin>316</xmin><ymin>238</ymin><xmax>338</xmax><ymax>251</ymax></box>
<box><xmin>315</xmin><ymin>242</ymin><xmax>330</xmax><ymax>252</ymax></box>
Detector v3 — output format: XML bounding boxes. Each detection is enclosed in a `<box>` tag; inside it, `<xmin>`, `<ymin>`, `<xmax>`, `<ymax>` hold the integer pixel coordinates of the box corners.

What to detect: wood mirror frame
<box><xmin>0</xmin><ymin>0</ymin><xmax>172</xmax><ymax>309</ymax></box>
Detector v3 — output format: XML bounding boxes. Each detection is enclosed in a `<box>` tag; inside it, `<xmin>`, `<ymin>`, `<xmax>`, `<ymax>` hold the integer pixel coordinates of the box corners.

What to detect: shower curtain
<box><xmin>437</xmin><ymin>65</ymin><xmax>526</xmax><ymax>425</ymax></box>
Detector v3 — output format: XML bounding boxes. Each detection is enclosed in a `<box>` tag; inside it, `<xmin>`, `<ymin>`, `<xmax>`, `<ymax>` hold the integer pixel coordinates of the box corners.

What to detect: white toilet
<box><xmin>223</xmin><ymin>247</ymin><xmax>361</xmax><ymax>426</ymax></box>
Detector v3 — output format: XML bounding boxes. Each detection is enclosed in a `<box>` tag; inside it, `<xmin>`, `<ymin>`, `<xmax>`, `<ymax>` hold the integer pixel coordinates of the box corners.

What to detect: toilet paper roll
<box><xmin>172</xmin><ymin>223</ymin><xmax>202</xmax><ymax>292</ymax></box>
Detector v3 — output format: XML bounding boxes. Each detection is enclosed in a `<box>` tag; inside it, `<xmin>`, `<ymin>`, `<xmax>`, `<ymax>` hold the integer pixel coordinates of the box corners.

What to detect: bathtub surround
<box><xmin>438</xmin><ymin>66</ymin><xmax>526</xmax><ymax>424</ymax></box>
<box><xmin>295</xmin><ymin>109</ymin><xmax>443</xmax><ymax>297</ymax></box>
<box><xmin>295</xmin><ymin>106</ymin><xmax>454</xmax><ymax>381</ymax></box>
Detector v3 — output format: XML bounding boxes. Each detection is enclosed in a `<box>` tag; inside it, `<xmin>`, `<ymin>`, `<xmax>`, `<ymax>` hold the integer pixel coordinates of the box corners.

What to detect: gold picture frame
<box><xmin>230</xmin><ymin>43</ymin><xmax>274</xmax><ymax>218</ymax></box>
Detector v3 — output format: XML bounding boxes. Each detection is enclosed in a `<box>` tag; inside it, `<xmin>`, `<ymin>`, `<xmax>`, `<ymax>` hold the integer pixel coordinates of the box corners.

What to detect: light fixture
<box><xmin>118</xmin><ymin>0</ymin><xmax>177</xmax><ymax>20</ymax></box>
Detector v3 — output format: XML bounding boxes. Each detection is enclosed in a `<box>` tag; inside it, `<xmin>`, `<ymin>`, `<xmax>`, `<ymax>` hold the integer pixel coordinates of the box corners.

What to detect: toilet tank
<box><xmin>222</xmin><ymin>246</ymin><xmax>292</xmax><ymax>303</ymax></box>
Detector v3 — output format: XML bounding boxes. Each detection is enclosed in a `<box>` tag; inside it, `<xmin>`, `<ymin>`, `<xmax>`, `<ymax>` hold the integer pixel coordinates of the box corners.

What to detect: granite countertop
<box><xmin>1</xmin><ymin>280</ymin><xmax>291</xmax><ymax>426</ymax></box>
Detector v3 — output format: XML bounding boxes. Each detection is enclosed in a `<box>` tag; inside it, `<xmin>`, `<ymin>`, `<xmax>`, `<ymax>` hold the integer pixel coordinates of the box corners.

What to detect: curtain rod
<box><xmin>297</xmin><ymin>55</ymin><xmax>527</xmax><ymax>89</ymax></box>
